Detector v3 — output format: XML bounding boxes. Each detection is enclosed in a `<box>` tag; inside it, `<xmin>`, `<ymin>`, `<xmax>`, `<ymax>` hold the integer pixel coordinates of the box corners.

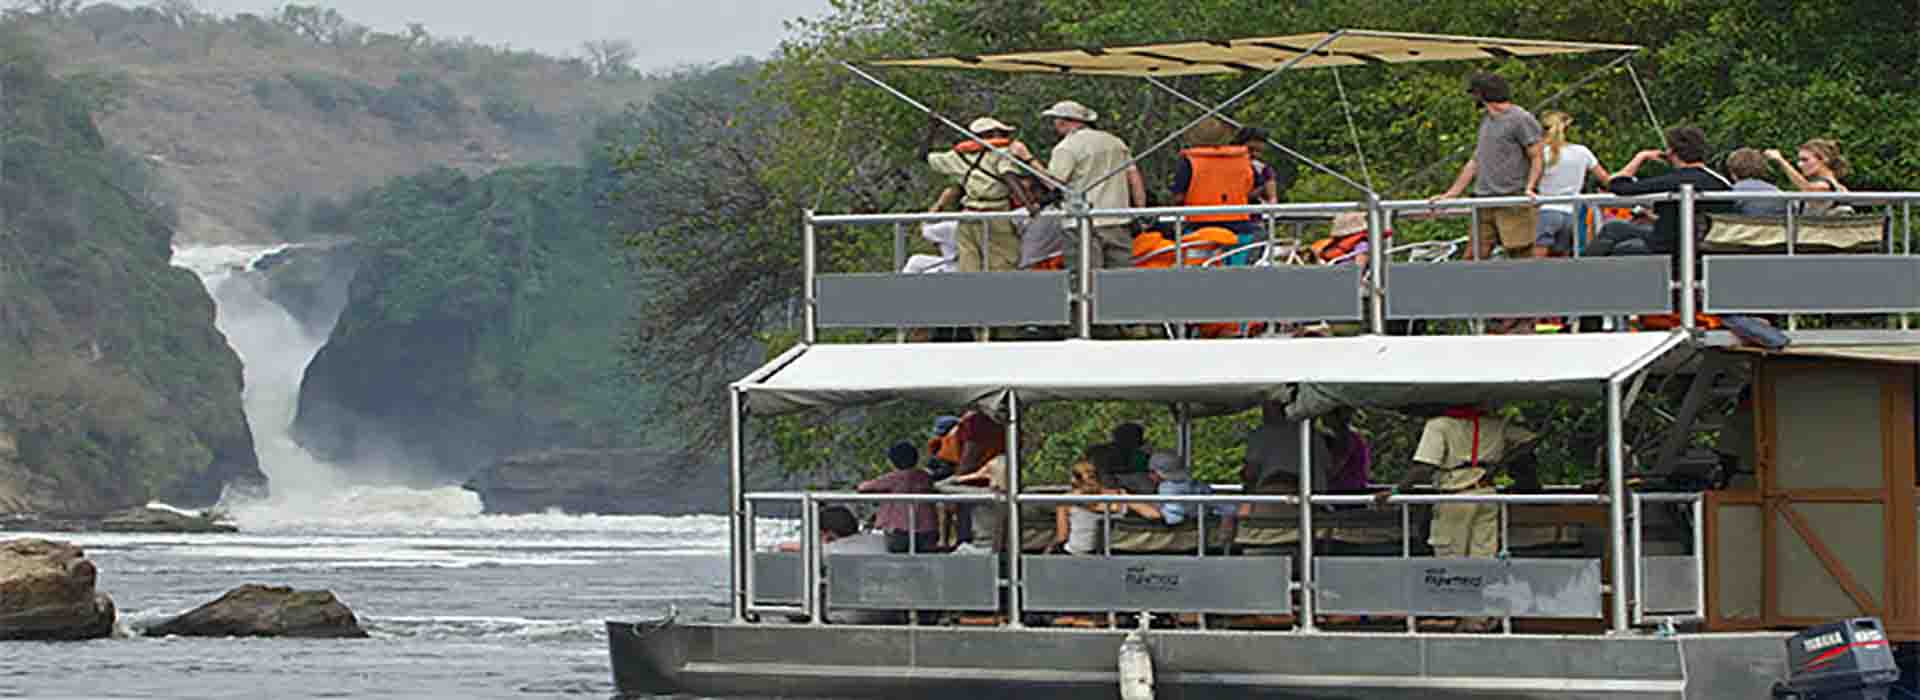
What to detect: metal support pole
<box><xmin>894</xmin><ymin>221</ymin><xmax>907</xmax><ymax>342</ymax></box>
<box><xmin>1678</xmin><ymin>185</ymin><xmax>1697</xmax><ymax>330</ymax></box>
<box><xmin>1296</xmin><ymin>418</ymin><xmax>1317</xmax><ymax>633</ymax></box>
<box><xmin>1402</xmin><ymin>504</ymin><xmax>1416</xmax><ymax>633</ymax></box>
<box><xmin>1606</xmin><ymin>379</ymin><xmax>1631</xmax><ymax>634</ymax></box>
<box><xmin>1076</xmin><ymin>199</ymin><xmax>1095</xmax><ymax>339</ymax></box>
<box><xmin>1366</xmin><ymin>195</ymin><xmax>1387</xmax><ymax>334</ymax></box>
<box><xmin>1500</xmin><ymin>501</ymin><xmax>1512</xmax><ymax>634</ymax></box>
<box><xmin>1469</xmin><ymin>206</ymin><xmax>1482</xmax><ymax>261</ymax></box>
<box><xmin>1691</xmin><ymin>497</ymin><xmax>1707</xmax><ymax>618</ymax></box>
<box><xmin>1176</xmin><ymin>403</ymin><xmax>1193</xmax><ymax>470</ymax></box>
<box><xmin>729</xmin><ymin>389</ymin><xmax>747</xmax><ymax>622</ymax></box>
<box><xmin>1784</xmin><ymin>201</ymin><xmax>1800</xmax><ymax>331</ymax></box>
<box><xmin>1630</xmin><ymin>493</ymin><xmax>1643</xmax><ymax>626</ymax></box>
<box><xmin>802</xmin><ymin>492</ymin><xmax>821</xmax><ymax>624</ymax></box>
<box><xmin>1906</xmin><ymin>203</ymin><xmax>1913</xmax><ymax>331</ymax></box>
<box><xmin>802</xmin><ymin>210</ymin><xmax>819</xmax><ymax>344</ymax></box>
<box><xmin>1005</xmin><ymin>392</ymin><xmax>1024</xmax><ymax>627</ymax></box>
<box><xmin>742</xmin><ymin>498</ymin><xmax>757</xmax><ymax>616</ymax></box>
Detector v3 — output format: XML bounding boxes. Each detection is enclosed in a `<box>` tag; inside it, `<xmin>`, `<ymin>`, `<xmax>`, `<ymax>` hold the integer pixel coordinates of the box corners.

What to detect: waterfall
<box><xmin>170</xmin><ymin>244</ymin><xmax>483</xmax><ymax>526</ymax></box>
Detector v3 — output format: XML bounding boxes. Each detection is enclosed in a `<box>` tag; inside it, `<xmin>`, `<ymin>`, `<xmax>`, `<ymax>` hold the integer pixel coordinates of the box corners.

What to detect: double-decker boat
<box><xmin>608</xmin><ymin>30</ymin><xmax>1920</xmax><ymax>699</ymax></box>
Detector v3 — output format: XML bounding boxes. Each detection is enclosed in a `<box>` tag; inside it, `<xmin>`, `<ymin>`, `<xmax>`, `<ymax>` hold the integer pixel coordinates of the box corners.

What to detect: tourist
<box><xmin>777</xmin><ymin>506</ymin><xmax>899</xmax><ymax>625</ymax></box>
<box><xmin>1106</xmin><ymin>422</ymin><xmax>1155</xmax><ymax>493</ymax></box>
<box><xmin>1148</xmin><ymin>451</ymin><xmax>1230</xmax><ymax>526</ymax></box>
<box><xmin>1171</xmin><ymin>116</ymin><xmax>1260</xmax><ymax>256</ymax></box>
<box><xmin>1430</xmin><ymin>72</ymin><xmax>1545</xmax><ymax>260</ymax></box>
<box><xmin>1052</xmin><ymin>460</ymin><xmax>1157</xmax><ymax>555</ymax></box>
<box><xmin>1589</xmin><ymin>126</ymin><xmax>1733</xmax><ymax>257</ymax></box>
<box><xmin>926</xmin><ymin>116</ymin><xmax>1039</xmax><ymax>273</ymax></box>
<box><xmin>1726</xmin><ymin>148</ymin><xmax>1789</xmax><ymax>216</ymax></box>
<box><xmin>1322</xmin><ymin>407</ymin><xmax>1373</xmax><ymax>493</ymax></box>
<box><xmin>924</xmin><ymin>415</ymin><xmax>962</xmax><ymax>479</ymax></box>
<box><xmin>1765</xmin><ymin>139</ymin><xmax>1852</xmax><ymax>215</ymax></box>
<box><xmin>946</xmin><ymin>410</ymin><xmax>1005</xmax><ymax>544</ymax></box>
<box><xmin>1041</xmin><ymin>99</ymin><xmax>1146</xmax><ymax>270</ymax></box>
<box><xmin>1235</xmin><ymin>126</ymin><xmax>1281</xmax><ymax>206</ymax></box>
<box><xmin>1532</xmin><ymin>111</ymin><xmax>1610</xmax><ymax>257</ymax></box>
<box><xmin>857</xmin><ymin>441</ymin><xmax>938</xmax><ymax>553</ymax></box>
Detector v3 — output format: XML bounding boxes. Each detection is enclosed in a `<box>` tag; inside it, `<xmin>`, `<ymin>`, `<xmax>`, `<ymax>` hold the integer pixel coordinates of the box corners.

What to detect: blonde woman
<box><xmin>1765</xmin><ymin>139</ymin><xmax>1852</xmax><ymax>215</ymax></box>
<box><xmin>1052</xmin><ymin>461</ymin><xmax>1158</xmax><ymax>555</ymax></box>
<box><xmin>1531</xmin><ymin>111</ymin><xmax>1610</xmax><ymax>257</ymax></box>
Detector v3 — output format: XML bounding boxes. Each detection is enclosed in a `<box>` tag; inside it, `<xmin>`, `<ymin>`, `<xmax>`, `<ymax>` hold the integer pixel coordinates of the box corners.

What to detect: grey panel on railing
<box><xmin>1317</xmin><ymin>557</ymin><xmax>1603</xmax><ymax>618</ymax></box>
<box><xmin>1021</xmin><ymin>556</ymin><xmax>1292</xmax><ymax>613</ymax></box>
<box><xmin>1386</xmin><ymin>258</ymin><xmax>1671</xmax><ymax>319</ymax></box>
<box><xmin>825</xmin><ymin>553</ymin><xmax>998</xmax><ymax>611</ymax></box>
<box><xmin>816</xmin><ymin>272</ymin><xmax>1068</xmax><ymax>327</ymax></box>
<box><xmin>1094</xmin><ymin>267</ymin><xmax>1362</xmax><ymax>323</ymax></box>
<box><xmin>1642</xmin><ymin>555</ymin><xmax>1700</xmax><ymax>614</ymax></box>
<box><xmin>1704</xmin><ymin>256</ymin><xmax>1920</xmax><ymax>313</ymax></box>
<box><xmin>751</xmin><ymin>553</ymin><xmax>802</xmax><ymax>605</ymax></box>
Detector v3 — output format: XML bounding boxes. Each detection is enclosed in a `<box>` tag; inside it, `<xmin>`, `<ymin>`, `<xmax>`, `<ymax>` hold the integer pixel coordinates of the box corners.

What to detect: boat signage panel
<box><xmin>826</xmin><ymin>553</ymin><xmax>999</xmax><ymax>611</ymax></box>
<box><xmin>1640</xmin><ymin>555</ymin><xmax>1701</xmax><ymax>615</ymax></box>
<box><xmin>751</xmin><ymin>552</ymin><xmax>803</xmax><ymax>605</ymax></box>
<box><xmin>1387</xmin><ymin>257</ymin><xmax>1672</xmax><ymax>319</ymax></box>
<box><xmin>1094</xmin><ymin>267</ymin><xmax>1362</xmax><ymax>323</ymax></box>
<box><xmin>816</xmin><ymin>272</ymin><xmax>1070</xmax><ymax>327</ymax></box>
<box><xmin>1703</xmin><ymin>255</ymin><xmax>1920</xmax><ymax>314</ymax></box>
<box><xmin>1021</xmin><ymin>556</ymin><xmax>1293</xmax><ymax>613</ymax></box>
<box><xmin>1318</xmin><ymin>557</ymin><xmax>1603</xmax><ymax>618</ymax></box>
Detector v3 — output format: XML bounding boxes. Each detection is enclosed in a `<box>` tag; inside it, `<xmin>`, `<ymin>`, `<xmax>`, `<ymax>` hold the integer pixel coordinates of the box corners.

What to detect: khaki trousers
<box><xmin>955</xmin><ymin>218</ymin><xmax>1021</xmax><ymax>273</ymax></box>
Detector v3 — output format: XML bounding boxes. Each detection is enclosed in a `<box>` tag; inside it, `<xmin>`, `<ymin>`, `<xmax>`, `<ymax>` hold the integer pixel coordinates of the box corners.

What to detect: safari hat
<box><xmin>1040</xmin><ymin>100</ymin><xmax>1099</xmax><ymax>123</ymax></box>
<box><xmin>1148</xmin><ymin>451</ymin><xmax>1191</xmax><ymax>482</ymax></box>
<box><xmin>969</xmin><ymin>116</ymin><xmax>1017</xmax><ymax>134</ymax></box>
<box><xmin>1330</xmin><ymin>212</ymin><xmax>1368</xmax><ymax>238</ymax></box>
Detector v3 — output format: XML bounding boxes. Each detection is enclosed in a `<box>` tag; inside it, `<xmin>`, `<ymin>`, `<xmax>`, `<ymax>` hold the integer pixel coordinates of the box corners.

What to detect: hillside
<box><xmin>6</xmin><ymin>3</ymin><xmax>658</xmax><ymax>244</ymax></box>
<box><xmin>0</xmin><ymin>28</ymin><xmax>262</xmax><ymax>513</ymax></box>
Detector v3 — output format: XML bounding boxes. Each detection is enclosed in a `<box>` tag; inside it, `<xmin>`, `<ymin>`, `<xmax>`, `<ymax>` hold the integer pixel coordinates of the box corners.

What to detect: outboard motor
<box><xmin>1772</xmin><ymin>618</ymin><xmax>1900</xmax><ymax>700</ymax></box>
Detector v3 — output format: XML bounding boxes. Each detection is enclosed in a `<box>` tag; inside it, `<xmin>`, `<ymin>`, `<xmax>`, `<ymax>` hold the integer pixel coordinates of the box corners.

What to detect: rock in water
<box><xmin>100</xmin><ymin>505</ymin><xmax>238</xmax><ymax>534</ymax></box>
<box><xmin>0</xmin><ymin>538</ymin><xmax>116</xmax><ymax>641</ymax></box>
<box><xmin>145</xmin><ymin>584</ymin><xmax>368</xmax><ymax>638</ymax></box>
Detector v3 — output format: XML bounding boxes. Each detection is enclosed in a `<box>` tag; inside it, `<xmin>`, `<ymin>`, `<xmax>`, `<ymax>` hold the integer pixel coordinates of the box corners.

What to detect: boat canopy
<box><xmin>737</xmin><ymin>331</ymin><xmax>1686</xmax><ymax>416</ymax></box>
<box><xmin>871</xmin><ymin>30</ymin><xmax>1640</xmax><ymax>78</ymax></box>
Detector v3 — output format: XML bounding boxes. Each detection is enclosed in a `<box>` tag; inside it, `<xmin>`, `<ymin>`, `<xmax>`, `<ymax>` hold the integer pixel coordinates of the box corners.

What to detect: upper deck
<box><xmin>800</xmin><ymin>188</ymin><xmax>1920</xmax><ymax>344</ymax></box>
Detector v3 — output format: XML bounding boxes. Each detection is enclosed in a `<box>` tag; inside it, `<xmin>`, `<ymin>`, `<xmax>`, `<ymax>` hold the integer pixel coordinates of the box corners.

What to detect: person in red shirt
<box><xmin>858</xmin><ymin>442</ymin><xmax>938</xmax><ymax>553</ymax></box>
<box><xmin>949</xmin><ymin>411</ymin><xmax>1005</xmax><ymax>545</ymax></box>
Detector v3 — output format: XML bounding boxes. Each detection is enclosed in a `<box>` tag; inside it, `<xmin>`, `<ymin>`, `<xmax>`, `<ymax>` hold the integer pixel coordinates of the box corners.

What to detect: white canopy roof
<box><xmin>738</xmin><ymin>332</ymin><xmax>1687</xmax><ymax>416</ymax></box>
<box><xmin>872</xmin><ymin>30</ymin><xmax>1640</xmax><ymax>78</ymax></box>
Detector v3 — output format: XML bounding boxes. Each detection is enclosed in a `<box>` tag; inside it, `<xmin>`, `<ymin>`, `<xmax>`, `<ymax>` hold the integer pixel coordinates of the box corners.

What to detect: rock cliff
<box><xmin>0</xmin><ymin>29</ymin><xmax>263</xmax><ymax>513</ymax></box>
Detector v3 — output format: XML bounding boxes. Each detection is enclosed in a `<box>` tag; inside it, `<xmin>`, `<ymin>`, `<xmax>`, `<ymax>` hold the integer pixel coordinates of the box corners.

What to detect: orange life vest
<box><xmin>1179</xmin><ymin>145</ymin><xmax>1254</xmax><ymax>223</ymax></box>
<box><xmin>953</xmin><ymin>137</ymin><xmax>1013</xmax><ymax>154</ymax></box>
<box><xmin>1131</xmin><ymin>226</ymin><xmax>1239</xmax><ymax>268</ymax></box>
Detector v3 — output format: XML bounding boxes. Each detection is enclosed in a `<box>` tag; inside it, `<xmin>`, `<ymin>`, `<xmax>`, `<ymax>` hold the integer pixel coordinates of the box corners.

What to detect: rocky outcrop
<box><xmin>0</xmin><ymin>539</ymin><xmax>116</xmax><ymax>641</ymax></box>
<box><xmin>462</xmin><ymin>449</ymin><xmax>724</xmax><ymax>515</ymax></box>
<box><xmin>252</xmin><ymin>240</ymin><xmax>358</xmax><ymax>339</ymax></box>
<box><xmin>144</xmin><ymin>584</ymin><xmax>367</xmax><ymax>639</ymax></box>
<box><xmin>1</xmin><ymin>505</ymin><xmax>238</xmax><ymax>534</ymax></box>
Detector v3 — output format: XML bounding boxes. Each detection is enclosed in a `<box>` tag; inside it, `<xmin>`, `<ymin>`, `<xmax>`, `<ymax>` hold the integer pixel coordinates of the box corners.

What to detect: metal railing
<box><xmin>804</xmin><ymin>189</ymin><xmax>1920</xmax><ymax>340</ymax></box>
<box><xmin>737</xmin><ymin>487</ymin><xmax>1705</xmax><ymax>635</ymax></box>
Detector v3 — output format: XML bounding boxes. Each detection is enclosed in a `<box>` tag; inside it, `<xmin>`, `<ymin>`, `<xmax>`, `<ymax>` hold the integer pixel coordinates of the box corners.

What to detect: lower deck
<box><xmin>607</xmin><ymin>619</ymin><xmax>1790</xmax><ymax>699</ymax></box>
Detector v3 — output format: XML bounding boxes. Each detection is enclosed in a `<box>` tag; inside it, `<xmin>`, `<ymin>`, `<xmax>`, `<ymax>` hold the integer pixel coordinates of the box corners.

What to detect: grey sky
<box><xmin>189</xmin><ymin>0</ymin><xmax>837</xmax><ymax>69</ymax></box>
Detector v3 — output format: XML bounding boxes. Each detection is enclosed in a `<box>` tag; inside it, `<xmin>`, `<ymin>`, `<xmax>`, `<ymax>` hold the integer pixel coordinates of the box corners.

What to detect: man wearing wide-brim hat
<box><xmin>1040</xmin><ymin>100</ymin><xmax>1146</xmax><ymax>271</ymax></box>
<box><xmin>926</xmin><ymin>116</ymin><xmax>1038</xmax><ymax>275</ymax></box>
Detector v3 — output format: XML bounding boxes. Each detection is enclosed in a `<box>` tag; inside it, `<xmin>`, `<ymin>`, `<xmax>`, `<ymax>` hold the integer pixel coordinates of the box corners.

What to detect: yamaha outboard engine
<box><xmin>1772</xmin><ymin>618</ymin><xmax>1900</xmax><ymax>700</ymax></box>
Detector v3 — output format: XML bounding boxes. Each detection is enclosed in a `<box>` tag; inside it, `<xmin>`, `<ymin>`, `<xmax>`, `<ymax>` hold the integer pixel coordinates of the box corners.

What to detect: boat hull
<box><xmin>607</xmin><ymin>619</ymin><xmax>1788</xmax><ymax>698</ymax></box>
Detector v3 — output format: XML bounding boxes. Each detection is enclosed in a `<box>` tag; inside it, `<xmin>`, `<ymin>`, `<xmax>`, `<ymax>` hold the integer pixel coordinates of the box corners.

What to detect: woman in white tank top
<box><xmin>1532</xmin><ymin>112</ymin><xmax>1612</xmax><ymax>257</ymax></box>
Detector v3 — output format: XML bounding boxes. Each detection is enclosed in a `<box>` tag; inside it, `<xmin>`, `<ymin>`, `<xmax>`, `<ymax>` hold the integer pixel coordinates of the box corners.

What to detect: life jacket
<box><xmin>953</xmin><ymin>138</ymin><xmax>1055</xmax><ymax>209</ymax></box>
<box><xmin>1130</xmin><ymin>226</ymin><xmax>1239</xmax><ymax>268</ymax></box>
<box><xmin>1440</xmin><ymin>406</ymin><xmax>1486</xmax><ymax>467</ymax></box>
<box><xmin>928</xmin><ymin>425</ymin><xmax>963</xmax><ymax>465</ymax></box>
<box><xmin>952</xmin><ymin>137</ymin><xmax>1012</xmax><ymax>154</ymax></box>
<box><xmin>1634</xmin><ymin>313</ymin><xmax>1724</xmax><ymax>331</ymax></box>
<box><xmin>1179</xmin><ymin>145</ymin><xmax>1254</xmax><ymax>222</ymax></box>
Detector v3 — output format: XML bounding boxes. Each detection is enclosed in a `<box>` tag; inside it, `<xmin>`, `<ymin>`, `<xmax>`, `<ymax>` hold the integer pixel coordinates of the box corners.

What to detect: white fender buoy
<box><xmin>1118</xmin><ymin>617</ymin><xmax>1155</xmax><ymax>700</ymax></box>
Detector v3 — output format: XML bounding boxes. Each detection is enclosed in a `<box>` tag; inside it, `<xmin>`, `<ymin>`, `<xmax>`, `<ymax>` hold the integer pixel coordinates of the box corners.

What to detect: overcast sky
<box><xmin>189</xmin><ymin>0</ymin><xmax>837</xmax><ymax>69</ymax></box>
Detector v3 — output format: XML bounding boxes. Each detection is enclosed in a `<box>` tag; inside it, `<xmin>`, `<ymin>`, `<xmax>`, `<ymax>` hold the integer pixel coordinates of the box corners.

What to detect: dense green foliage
<box><xmin>616</xmin><ymin>0</ymin><xmax>1920</xmax><ymax>483</ymax></box>
<box><xmin>0</xmin><ymin>27</ymin><xmax>259</xmax><ymax>510</ymax></box>
<box><xmin>294</xmin><ymin>155</ymin><xmax>661</xmax><ymax>475</ymax></box>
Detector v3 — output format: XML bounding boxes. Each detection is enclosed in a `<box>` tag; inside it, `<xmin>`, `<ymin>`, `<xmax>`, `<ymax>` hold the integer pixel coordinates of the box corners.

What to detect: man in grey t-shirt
<box><xmin>1433</xmin><ymin>73</ymin><xmax>1545</xmax><ymax>260</ymax></box>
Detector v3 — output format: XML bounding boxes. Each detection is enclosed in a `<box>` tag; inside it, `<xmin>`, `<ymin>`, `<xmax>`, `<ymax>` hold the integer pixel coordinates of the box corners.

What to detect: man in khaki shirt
<box><xmin>1378</xmin><ymin>405</ymin><xmax>1538</xmax><ymax>632</ymax></box>
<box><xmin>1040</xmin><ymin>100</ymin><xmax>1146</xmax><ymax>270</ymax></box>
<box><xmin>927</xmin><ymin>116</ymin><xmax>1037</xmax><ymax>272</ymax></box>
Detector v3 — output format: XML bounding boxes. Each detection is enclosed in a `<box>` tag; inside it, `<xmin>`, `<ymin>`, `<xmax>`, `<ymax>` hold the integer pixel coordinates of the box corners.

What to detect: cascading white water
<box><xmin>170</xmin><ymin>244</ymin><xmax>484</xmax><ymax>527</ymax></box>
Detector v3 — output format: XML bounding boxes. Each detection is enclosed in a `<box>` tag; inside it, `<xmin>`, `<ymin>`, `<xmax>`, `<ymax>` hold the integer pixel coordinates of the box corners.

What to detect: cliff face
<box><xmin>293</xmin><ymin>165</ymin><xmax>657</xmax><ymax>482</ymax></box>
<box><xmin>0</xmin><ymin>32</ymin><xmax>263</xmax><ymax>513</ymax></box>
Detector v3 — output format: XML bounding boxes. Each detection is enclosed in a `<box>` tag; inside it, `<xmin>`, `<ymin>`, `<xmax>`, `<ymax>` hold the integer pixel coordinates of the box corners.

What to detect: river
<box><xmin>2</xmin><ymin>502</ymin><xmax>742</xmax><ymax>699</ymax></box>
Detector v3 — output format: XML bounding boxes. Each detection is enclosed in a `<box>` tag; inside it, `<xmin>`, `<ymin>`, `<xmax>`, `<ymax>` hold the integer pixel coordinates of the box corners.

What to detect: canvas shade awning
<box><xmin>1725</xmin><ymin>344</ymin><xmax>1920</xmax><ymax>366</ymax></box>
<box><xmin>872</xmin><ymin>30</ymin><xmax>1640</xmax><ymax>78</ymax></box>
<box><xmin>737</xmin><ymin>332</ymin><xmax>1687</xmax><ymax>416</ymax></box>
